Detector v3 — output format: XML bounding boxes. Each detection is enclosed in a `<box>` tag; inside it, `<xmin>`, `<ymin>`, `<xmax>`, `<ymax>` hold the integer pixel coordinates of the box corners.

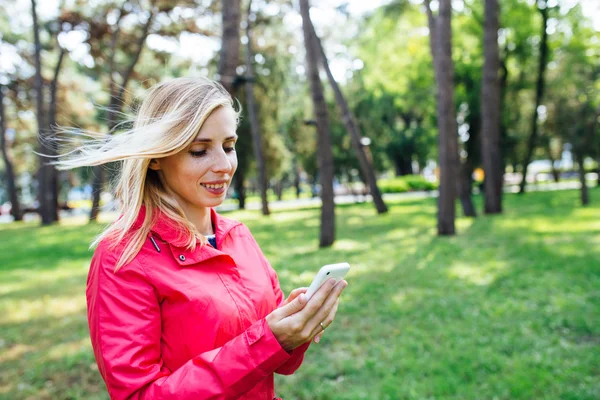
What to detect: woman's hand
<box><xmin>266</xmin><ymin>278</ymin><xmax>347</xmax><ymax>352</ymax></box>
<box><xmin>279</xmin><ymin>287</ymin><xmax>327</xmax><ymax>344</ymax></box>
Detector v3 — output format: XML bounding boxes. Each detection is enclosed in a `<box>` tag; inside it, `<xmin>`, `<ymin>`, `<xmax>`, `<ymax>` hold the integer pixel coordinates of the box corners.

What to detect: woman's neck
<box><xmin>180</xmin><ymin>206</ymin><xmax>213</xmax><ymax>236</ymax></box>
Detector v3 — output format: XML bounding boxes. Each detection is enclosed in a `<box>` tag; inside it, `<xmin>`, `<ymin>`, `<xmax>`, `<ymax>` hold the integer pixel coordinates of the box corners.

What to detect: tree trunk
<box><xmin>90</xmin><ymin>98</ymin><xmax>121</xmax><ymax>221</ymax></box>
<box><xmin>32</xmin><ymin>0</ymin><xmax>54</xmax><ymax>225</ymax></box>
<box><xmin>275</xmin><ymin>179</ymin><xmax>284</xmax><ymax>201</ymax></box>
<box><xmin>89</xmin><ymin>9</ymin><xmax>154</xmax><ymax>222</ymax></box>
<box><xmin>596</xmin><ymin>156</ymin><xmax>600</xmax><ymax>187</ymax></box>
<box><xmin>426</xmin><ymin>0</ymin><xmax>458</xmax><ymax>235</ymax></box>
<box><xmin>576</xmin><ymin>153</ymin><xmax>589</xmax><ymax>206</ymax></box>
<box><xmin>457</xmin><ymin>161</ymin><xmax>476</xmax><ymax>217</ymax></box>
<box><xmin>219</xmin><ymin>0</ymin><xmax>241</xmax><ymax>95</ymax></box>
<box><xmin>545</xmin><ymin>140</ymin><xmax>560</xmax><ymax>182</ymax></box>
<box><xmin>293</xmin><ymin>158</ymin><xmax>301</xmax><ymax>198</ymax></box>
<box><xmin>481</xmin><ymin>0</ymin><xmax>503</xmax><ymax>213</ymax></box>
<box><xmin>300</xmin><ymin>0</ymin><xmax>335</xmax><ymax>247</ymax></box>
<box><xmin>47</xmin><ymin>48</ymin><xmax>66</xmax><ymax>222</ymax></box>
<box><xmin>0</xmin><ymin>86</ymin><xmax>22</xmax><ymax>221</ymax></box>
<box><xmin>309</xmin><ymin>23</ymin><xmax>387</xmax><ymax>214</ymax></box>
<box><xmin>394</xmin><ymin>155</ymin><xmax>413</xmax><ymax>176</ymax></box>
<box><xmin>519</xmin><ymin>5</ymin><xmax>549</xmax><ymax>194</ymax></box>
<box><xmin>233</xmin><ymin>172</ymin><xmax>246</xmax><ymax>209</ymax></box>
<box><xmin>244</xmin><ymin>1</ymin><xmax>269</xmax><ymax>216</ymax></box>
<box><xmin>499</xmin><ymin>48</ymin><xmax>510</xmax><ymax>176</ymax></box>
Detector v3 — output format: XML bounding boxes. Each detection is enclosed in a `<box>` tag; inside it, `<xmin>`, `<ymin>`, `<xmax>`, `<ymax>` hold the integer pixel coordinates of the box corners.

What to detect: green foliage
<box><xmin>352</xmin><ymin>3</ymin><xmax>437</xmax><ymax>172</ymax></box>
<box><xmin>543</xmin><ymin>3</ymin><xmax>600</xmax><ymax>162</ymax></box>
<box><xmin>3</xmin><ymin>0</ymin><xmax>600</xmax><ymax>206</ymax></box>
<box><xmin>377</xmin><ymin>175</ymin><xmax>438</xmax><ymax>193</ymax></box>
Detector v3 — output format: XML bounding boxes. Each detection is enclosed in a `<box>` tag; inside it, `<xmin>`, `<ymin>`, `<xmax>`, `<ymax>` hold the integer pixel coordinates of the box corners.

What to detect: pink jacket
<box><xmin>87</xmin><ymin>208</ymin><xmax>309</xmax><ymax>399</ymax></box>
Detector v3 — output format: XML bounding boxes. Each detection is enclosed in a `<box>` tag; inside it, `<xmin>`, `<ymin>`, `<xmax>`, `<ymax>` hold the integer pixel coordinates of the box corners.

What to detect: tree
<box><xmin>425</xmin><ymin>0</ymin><xmax>459</xmax><ymax>235</ymax></box>
<box><xmin>31</xmin><ymin>0</ymin><xmax>55</xmax><ymax>224</ymax></box>
<box><xmin>219</xmin><ymin>0</ymin><xmax>241</xmax><ymax>95</ymax></box>
<box><xmin>29</xmin><ymin>0</ymin><xmax>76</xmax><ymax>225</ymax></box>
<box><xmin>354</xmin><ymin>3</ymin><xmax>437</xmax><ymax>177</ymax></box>
<box><xmin>308</xmin><ymin>22</ymin><xmax>388</xmax><ymax>214</ymax></box>
<box><xmin>544</xmin><ymin>3</ymin><xmax>599</xmax><ymax>206</ymax></box>
<box><xmin>518</xmin><ymin>1</ymin><xmax>550</xmax><ymax>194</ymax></box>
<box><xmin>244</xmin><ymin>0</ymin><xmax>269</xmax><ymax>215</ymax></box>
<box><xmin>0</xmin><ymin>85</ymin><xmax>22</xmax><ymax>221</ymax></box>
<box><xmin>480</xmin><ymin>0</ymin><xmax>502</xmax><ymax>213</ymax></box>
<box><xmin>299</xmin><ymin>0</ymin><xmax>335</xmax><ymax>247</ymax></box>
<box><xmin>88</xmin><ymin>2</ymin><xmax>156</xmax><ymax>221</ymax></box>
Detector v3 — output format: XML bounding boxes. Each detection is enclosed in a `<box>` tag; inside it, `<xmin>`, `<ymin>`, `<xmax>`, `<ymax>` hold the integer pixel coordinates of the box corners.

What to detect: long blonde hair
<box><xmin>55</xmin><ymin>77</ymin><xmax>238</xmax><ymax>272</ymax></box>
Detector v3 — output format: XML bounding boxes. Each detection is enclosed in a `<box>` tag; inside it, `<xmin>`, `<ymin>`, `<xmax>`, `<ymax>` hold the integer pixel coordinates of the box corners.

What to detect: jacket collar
<box><xmin>134</xmin><ymin>206</ymin><xmax>242</xmax><ymax>258</ymax></box>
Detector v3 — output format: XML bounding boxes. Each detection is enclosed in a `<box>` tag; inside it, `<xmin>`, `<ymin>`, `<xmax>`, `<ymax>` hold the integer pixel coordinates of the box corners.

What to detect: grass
<box><xmin>1</xmin><ymin>189</ymin><xmax>599</xmax><ymax>399</ymax></box>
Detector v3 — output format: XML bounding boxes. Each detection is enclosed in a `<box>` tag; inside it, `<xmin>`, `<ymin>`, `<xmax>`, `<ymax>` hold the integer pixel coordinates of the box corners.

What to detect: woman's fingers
<box><xmin>301</xmin><ymin>280</ymin><xmax>345</xmax><ymax>339</ymax></box>
<box><xmin>272</xmin><ymin>291</ymin><xmax>308</xmax><ymax>320</ymax></box>
<box><xmin>275</xmin><ymin>279</ymin><xmax>333</xmax><ymax>319</ymax></box>
<box><xmin>281</xmin><ymin>287</ymin><xmax>308</xmax><ymax>307</ymax></box>
<box><xmin>294</xmin><ymin>278</ymin><xmax>338</xmax><ymax>320</ymax></box>
<box><xmin>314</xmin><ymin>332</ymin><xmax>324</xmax><ymax>344</ymax></box>
<box><xmin>313</xmin><ymin>297</ymin><xmax>339</xmax><ymax>344</ymax></box>
<box><xmin>309</xmin><ymin>297</ymin><xmax>340</xmax><ymax>340</ymax></box>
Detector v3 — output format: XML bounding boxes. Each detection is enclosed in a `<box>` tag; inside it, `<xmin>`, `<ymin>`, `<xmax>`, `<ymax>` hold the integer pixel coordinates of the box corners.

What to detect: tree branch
<box><xmin>424</xmin><ymin>0</ymin><xmax>437</xmax><ymax>63</ymax></box>
<box><xmin>108</xmin><ymin>3</ymin><xmax>127</xmax><ymax>100</ymax></box>
<box><xmin>117</xmin><ymin>8</ymin><xmax>155</xmax><ymax>101</ymax></box>
<box><xmin>49</xmin><ymin>47</ymin><xmax>67</xmax><ymax>130</ymax></box>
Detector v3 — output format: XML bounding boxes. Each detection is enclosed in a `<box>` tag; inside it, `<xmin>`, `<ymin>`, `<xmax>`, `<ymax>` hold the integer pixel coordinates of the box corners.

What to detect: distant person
<box><xmin>55</xmin><ymin>77</ymin><xmax>347</xmax><ymax>399</ymax></box>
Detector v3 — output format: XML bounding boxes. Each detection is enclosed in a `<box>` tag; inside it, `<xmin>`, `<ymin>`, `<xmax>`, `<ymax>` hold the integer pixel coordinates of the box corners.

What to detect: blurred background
<box><xmin>0</xmin><ymin>0</ymin><xmax>599</xmax><ymax>399</ymax></box>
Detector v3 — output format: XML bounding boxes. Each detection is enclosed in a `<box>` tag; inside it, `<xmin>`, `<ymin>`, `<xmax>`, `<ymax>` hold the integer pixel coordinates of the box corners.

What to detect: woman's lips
<box><xmin>200</xmin><ymin>182</ymin><xmax>227</xmax><ymax>195</ymax></box>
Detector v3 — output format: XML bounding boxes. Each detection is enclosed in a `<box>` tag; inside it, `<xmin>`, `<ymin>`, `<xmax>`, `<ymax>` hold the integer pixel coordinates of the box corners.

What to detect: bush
<box><xmin>378</xmin><ymin>175</ymin><xmax>438</xmax><ymax>193</ymax></box>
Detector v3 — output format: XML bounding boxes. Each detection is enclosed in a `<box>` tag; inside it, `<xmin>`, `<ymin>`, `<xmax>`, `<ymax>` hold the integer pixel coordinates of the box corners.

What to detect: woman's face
<box><xmin>150</xmin><ymin>106</ymin><xmax>238</xmax><ymax>212</ymax></box>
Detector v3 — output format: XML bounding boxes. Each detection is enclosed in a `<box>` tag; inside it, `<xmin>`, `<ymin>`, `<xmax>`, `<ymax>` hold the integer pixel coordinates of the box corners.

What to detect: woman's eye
<box><xmin>224</xmin><ymin>147</ymin><xmax>236</xmax><ymax>153</ymax></box>
<box><xmin>190</xmin><ymin>150</ymin><xmax>207</xmax><ymax>157</ymax></box>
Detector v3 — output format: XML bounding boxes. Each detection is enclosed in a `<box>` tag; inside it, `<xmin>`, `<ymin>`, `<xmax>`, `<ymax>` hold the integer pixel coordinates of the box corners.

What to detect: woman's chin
<box><xmin>199</xmin><ymin>196</ymin><xmax>227</xmax><ymax>208</ymax></box>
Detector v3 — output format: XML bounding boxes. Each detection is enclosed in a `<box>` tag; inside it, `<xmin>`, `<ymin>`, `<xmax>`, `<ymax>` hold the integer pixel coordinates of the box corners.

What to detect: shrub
<box><xmin>377</xmin><ymin>175</ymin><xmax>438</xmax><ymax>193</ymax></box>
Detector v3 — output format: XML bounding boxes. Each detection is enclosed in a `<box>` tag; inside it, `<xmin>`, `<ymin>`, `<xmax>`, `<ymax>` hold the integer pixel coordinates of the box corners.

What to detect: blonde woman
<box><xmin>56</xmin><ymin>77</ymin><xmax>347</xmax><ymax>399</ymax></box>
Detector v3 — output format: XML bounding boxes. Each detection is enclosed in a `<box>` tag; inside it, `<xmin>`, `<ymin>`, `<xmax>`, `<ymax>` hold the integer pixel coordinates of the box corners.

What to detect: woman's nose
<box><xmin>211</xmin><ymin>149</ymin><xmax>232</xmax><ymax>172</ymax></box>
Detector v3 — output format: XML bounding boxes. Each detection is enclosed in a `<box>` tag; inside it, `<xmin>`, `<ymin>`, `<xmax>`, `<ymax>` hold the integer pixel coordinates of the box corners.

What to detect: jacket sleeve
<box><xmin>245</xmin><ymin>227</ymin><xmax>311</xmax><ymax>375</ymax></box>
<box><xmin>87</xmin><ymin>249</ymin><xmax>297</xmax><ymax>400</ymax></box>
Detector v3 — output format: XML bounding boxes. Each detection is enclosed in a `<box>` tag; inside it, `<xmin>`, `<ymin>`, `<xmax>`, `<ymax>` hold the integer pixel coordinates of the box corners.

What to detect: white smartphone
<box><xmin>304</xmin><ymin>262</ymin><xmax>350</xmax><ymax>300</ymax></box>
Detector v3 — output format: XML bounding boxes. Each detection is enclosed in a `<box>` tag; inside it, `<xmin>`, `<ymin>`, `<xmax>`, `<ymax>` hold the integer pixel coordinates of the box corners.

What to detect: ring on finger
<box><xmin>320</xmin><ymin>321</ymin><xmax>327</xmax><ymax>331</ymax></box>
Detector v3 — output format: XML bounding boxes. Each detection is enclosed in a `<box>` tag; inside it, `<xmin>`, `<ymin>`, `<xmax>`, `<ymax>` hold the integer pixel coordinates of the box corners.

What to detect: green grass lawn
<box><xmin>1</xmin><ymin>189</ymin><xmax>599</xmax><ymax>399</ymax></box>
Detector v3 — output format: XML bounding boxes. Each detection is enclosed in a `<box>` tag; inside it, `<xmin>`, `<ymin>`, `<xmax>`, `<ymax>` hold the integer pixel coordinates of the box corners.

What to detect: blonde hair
<box><xmin>55</xmin><ymin>77</ymin><xmax>238</xmax><ymax>272</ymax></box>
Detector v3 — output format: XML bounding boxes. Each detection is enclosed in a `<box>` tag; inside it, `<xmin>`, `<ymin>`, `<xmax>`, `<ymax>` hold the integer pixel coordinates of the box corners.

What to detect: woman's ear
<box><xmin>148</xmin><ymin>159</ymin><xmax>161</xmax><ymax>171</ymax></box>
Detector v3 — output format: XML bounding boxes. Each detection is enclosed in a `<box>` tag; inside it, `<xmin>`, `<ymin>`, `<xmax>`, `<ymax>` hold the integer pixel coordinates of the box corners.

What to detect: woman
<box><xmin>56</xmin><ymin>77</ymin><xmax>347</xmax><ymax>399</ymax></box>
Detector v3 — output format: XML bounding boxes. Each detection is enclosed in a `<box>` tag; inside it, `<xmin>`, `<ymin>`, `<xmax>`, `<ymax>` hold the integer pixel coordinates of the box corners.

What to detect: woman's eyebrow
<box><xmin>192</xmin><ymin>135</ymin><xmax>238</xmax><ymax>143</ymax></box>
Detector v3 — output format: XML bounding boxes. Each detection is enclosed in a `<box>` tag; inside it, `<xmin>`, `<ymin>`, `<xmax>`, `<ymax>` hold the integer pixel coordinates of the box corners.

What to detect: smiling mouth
<box><xmin>200</xmin><ymin>183</ymin><xmax>226</xmax><ymax>190</ymax></box>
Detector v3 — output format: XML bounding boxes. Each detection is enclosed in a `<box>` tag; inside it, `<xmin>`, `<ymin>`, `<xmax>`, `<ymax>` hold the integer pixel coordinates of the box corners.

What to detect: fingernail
<box><xmin>315</xmin><ymin>336</ymin><xmax>321</xmax><ymax>343</ymax></box>
<box><xmin>298</xmin><ymin>294</ymin><xmax>306</xmax><ymax>303</ymax></box>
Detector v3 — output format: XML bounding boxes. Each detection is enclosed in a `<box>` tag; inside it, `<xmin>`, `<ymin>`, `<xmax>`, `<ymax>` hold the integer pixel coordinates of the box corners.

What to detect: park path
<box><xmin>218</xmin><ymin>180</ymin><xmax>589</xmax><ymax>212</ymax></box>
<box><xmin>0</xmin><ymin>180</ymin><xmax>591</xmax><ymax>223</ymax></box>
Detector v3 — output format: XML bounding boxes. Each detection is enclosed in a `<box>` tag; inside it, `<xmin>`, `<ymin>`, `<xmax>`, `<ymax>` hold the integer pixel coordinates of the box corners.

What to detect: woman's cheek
<box><xmin>230</xmin><ymin>154</ymin><xmax>238</xmax><ymax>173</ymax></box>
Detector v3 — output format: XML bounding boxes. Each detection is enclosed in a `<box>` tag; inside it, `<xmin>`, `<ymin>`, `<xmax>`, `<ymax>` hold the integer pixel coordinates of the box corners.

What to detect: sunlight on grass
<box><xmin>332</xmin><ymin>239</ymin><xmax>369</xmax><ymax>251</ymax></box>
<box><xmin>44</xmin><ymin>337</ymin><xmax>91</xmax><ymax>362</ymax></box>
<box><xmin>0</xmin><ymin>266</ymin><xmax>88</xmax><ymax>298</ymax></box>
<box><xmin>1</xmin><ymin>189</ymin><xmax>599</xmax><ymax>399</ymax></box>
<box><xmin>391</xmin><ymin>288</ymin><xmax>427</xmax><ymax>308</ymax></box>
<box><xmin>447</xmin><ymin>260</ymin><xmax>509</xmax><ymax>286</ymax></box>
<box><xmin>0</xmin><ymin>343</ymin><xmax>34</xmax><ymax>363</ymax></box>
<box><xmin>1</xmin><ymin>295</ymin><xmax>86</xmax><ymax>324</ymax></box>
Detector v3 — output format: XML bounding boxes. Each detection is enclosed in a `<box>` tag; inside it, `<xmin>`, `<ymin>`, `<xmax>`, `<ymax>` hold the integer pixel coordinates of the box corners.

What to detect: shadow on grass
<box><xmin>1</xmin><ymin>188</ymin><xmax>598</xmax><ymax>399</ymax></box>
<box><xmin>0</xmin><ymin>224</ymin><xmax>101</xmax><ymax>273</ymax></box>
<box><xmin>274</xmin><ymin>189</ymin><xmax>600</xmax><ymax>399</ymax></box>
<box><xmin>0</xmin><ymin>309</ymin><xmax>104</xmax><ymax>399</ymax></box>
